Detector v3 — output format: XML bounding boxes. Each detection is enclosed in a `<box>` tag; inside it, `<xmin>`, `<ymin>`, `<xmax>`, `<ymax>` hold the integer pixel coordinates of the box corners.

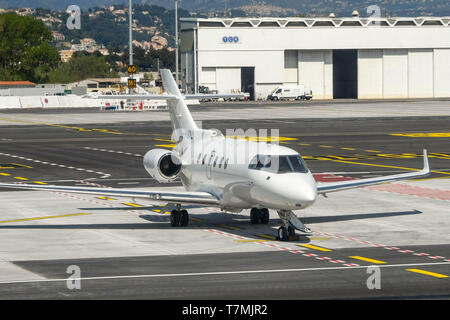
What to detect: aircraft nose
<box><xmin>285</xmin><ymin>175</ymin><xmax>317</xmax><ymax>207</ymax></box>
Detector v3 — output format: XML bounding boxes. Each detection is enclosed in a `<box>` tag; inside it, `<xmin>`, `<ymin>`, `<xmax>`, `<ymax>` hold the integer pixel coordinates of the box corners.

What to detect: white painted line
<box><xmin>0</xmin><ymin>262</ymin><xmax>448</xmax><ymax>286</ymax></box>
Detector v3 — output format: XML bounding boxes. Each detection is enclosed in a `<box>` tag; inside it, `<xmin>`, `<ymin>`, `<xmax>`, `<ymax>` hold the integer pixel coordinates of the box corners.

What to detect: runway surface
<box><xmin>0</xmin><ymin>100</ymin><xmax>448</xmax><ymax>299</ymax></box>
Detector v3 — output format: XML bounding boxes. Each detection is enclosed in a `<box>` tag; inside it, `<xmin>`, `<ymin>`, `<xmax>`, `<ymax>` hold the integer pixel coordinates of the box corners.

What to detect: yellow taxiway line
<box><xmin>406</xmin><ymin>269</ymin><xmax>448</xmax><ymax>278</ymax></box>
<box><xmin>0</xmin><ymin>213</ymin><xmax>90</xmax><ymax>224</ymax></box>
<box><xmin>299</xmin><ymin>244</ymin><xmax>332</xmax><ymax>252</ymax></box>
<box><xmin>123</xmin><ymin>203</ymin><xmax>143</xmax><ymax>207</ymax></box>
<box><xmin>257</xmin><ymin>233</ymin><xmax>277</xmax><ymax>240</ymax></box>
<box><xmin>349</xmin><ymin>256</ymin><xmax>387</xmax><ymax>264</ymax></box>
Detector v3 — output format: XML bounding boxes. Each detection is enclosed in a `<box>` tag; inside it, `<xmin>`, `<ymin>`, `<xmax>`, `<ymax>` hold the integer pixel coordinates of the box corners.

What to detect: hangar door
<box><xmin>333</xmin><ymin>50</ymin><xmax>358</xmax><ymax>99</ymax></box>
<box><xmin>216</xmin><ymin>68</ymin><xmax>241</xmax><ymax>94</ymax></box>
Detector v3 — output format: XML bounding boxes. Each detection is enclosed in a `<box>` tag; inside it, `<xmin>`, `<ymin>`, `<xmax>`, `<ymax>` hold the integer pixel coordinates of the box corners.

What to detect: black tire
<box><xmin>180</xmin><ymin>209</ymin><xmax>189</xmax><ymax>227</ymax></box>
<box><xmin>288</xmin><ymin>226</ymin><xmax>296</xmax><ymax>237</ymax></box>
<box><xmin>278</xmin><ymin>227</ymin><xmax>289</xmax><ymax>241</ymax></box>
<box><xmin>260</xmin><ymin>208</ymin><xmax>270</xmax><ymax>224</ymax></box>
<box><xmin>170</xmin><ymin>210</ymin><xmax>181</xmax><ymax>227</ymax></box>
<box><xmin>250</xmin><ymin>208</ymin><xmax>261</xmax><ymax>224</ymax></box>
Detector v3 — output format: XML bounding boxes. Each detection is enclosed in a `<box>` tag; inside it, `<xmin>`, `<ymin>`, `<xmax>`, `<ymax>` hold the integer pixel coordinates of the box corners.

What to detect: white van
<box><xmin>267</xmin><ymin>85</ymin><xmax>313</xmax><ymax>101</ymax></box>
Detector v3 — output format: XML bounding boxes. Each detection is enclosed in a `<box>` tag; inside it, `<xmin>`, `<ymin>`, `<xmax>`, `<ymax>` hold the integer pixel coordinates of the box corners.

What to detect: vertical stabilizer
<box><xmin>160</xmin><ymin>69</ymin><xmax>198</xmax><ymax>132</ymax></box>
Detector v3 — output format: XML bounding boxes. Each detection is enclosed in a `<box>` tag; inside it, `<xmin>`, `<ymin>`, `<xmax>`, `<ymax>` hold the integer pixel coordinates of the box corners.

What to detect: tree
<box><xmin>48</xmin><ymin>53</ymin><xmax>118</xmax><ymax>83</ymax></box>
<box><xmin>0</xmin><ymin>13</ymin><xmax>60</xmax><ymax>83</ymax></box>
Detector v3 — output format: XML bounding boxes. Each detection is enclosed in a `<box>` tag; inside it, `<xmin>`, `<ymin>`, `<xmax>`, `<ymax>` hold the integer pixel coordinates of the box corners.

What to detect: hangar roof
<box><xmin>181</xmin><ymin>16</ymin><xmax>450</xmax><ymax>29</ymax></box>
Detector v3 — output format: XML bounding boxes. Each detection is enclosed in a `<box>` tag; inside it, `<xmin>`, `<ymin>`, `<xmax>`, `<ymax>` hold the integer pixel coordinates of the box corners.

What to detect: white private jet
<box><xmin>0</xmin><ymin>70</ymin><xmax>430</xmax><ymax>241</ymax></box>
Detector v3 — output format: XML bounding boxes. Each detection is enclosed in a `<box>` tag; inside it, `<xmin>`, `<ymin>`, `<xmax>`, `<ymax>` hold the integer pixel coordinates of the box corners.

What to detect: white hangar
<box><xmin>180</xmin><ymin>16</ymin><xmax>450</xmax><ymax>100</ymax></box>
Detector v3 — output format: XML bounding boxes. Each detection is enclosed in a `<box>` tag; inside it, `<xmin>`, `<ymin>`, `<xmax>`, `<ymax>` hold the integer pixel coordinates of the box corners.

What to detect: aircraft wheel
<box><xmin>260</xmin><ymin>208</ymin><xmax>270</xmax><ymax>224</ymax></box>
<box><xmin>278</xmin><ymin>227</ymin><xmax>289</xmax><ymax>241</ymax></box>
<box><xmin>170</xmin><ymin>210</ymin><xmax>181</xmax><ymax>227</ymax></box>
<box><xmin>180</xmin><ymin>209</ymin><xmax>189</xmax><ymax>227</ymax></box>
<box><xmin>250</xmin><ymin>208</ymin><xmax>261</xmax><ymax>224</ymax></box>
<box><xmin>288</xmin><ymin>226</ymin><xmax>296</xmax><ymax>237</ymax></box>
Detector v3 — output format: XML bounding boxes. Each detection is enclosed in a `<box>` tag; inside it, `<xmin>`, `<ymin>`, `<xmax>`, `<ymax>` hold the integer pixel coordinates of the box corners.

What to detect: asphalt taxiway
<box><xmin>0</xmin><ymin>100</ymin><xmax>448</xmax><ymax>299</ymax></box>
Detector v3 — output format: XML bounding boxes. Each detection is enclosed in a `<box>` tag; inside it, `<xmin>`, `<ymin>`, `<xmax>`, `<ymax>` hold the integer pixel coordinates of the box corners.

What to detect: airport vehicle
<box><xmin>0</xmin><ymin>70</ymin><xmax>430</xmax><ymax>241</ymax></box>
<box><xmin>268</xmin><ymin>85</ymin><xmax>312</xmax><ymax>101</ymax></box>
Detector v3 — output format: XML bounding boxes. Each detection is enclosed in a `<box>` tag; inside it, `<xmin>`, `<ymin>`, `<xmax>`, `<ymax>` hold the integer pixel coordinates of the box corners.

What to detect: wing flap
<box><xmin>317</xmin><ymin>149</ymin><xmax>430</xmax><ymax>194</ymax></box>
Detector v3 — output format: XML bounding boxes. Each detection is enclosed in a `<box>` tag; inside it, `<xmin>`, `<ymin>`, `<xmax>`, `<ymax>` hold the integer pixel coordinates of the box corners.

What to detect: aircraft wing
<box><xmin>0</xmin><ymin>183</ymin><xmax>220</xmax><ymax>206</ymax></box>
<box><xmin>317</xmin><ymin>149</ymin><xmax>430</xmax><ymax>194</ymax></box>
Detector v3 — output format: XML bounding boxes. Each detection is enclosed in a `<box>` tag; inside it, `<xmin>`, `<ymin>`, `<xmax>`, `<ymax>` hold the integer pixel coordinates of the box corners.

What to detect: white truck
<box><xmin>267</xmin><ymin>85</ymin><xmax>313</xmax><ymax>101</ymax></box>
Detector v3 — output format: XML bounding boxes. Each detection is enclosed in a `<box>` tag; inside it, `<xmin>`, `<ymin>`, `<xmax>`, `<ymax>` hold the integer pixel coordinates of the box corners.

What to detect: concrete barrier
<box><xmin>41</xmin><ymin>96</ymin><xmax>60</xmax><ymax>108</ymax></box>
<box><xmin>19</xmin><ymin>96</ymin><xmax>43</xmax><ymax>108</ymax></box>
<box><xmin>0</xmin><ymin>95</ymin><xmax>195</xmax><ymax>110</ymax></box>
<box><xmin>0</xmin><ymin>97</ymin><xmax>21</xmax><ymax>108</ymax></box>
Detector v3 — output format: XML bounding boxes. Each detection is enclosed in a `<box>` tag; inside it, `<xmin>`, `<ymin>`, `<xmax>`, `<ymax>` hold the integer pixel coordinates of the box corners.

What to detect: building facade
<box><xmin>181</xmin><ymin>16</ymin><xmax>450</xmax><ymax>100</ymax></box>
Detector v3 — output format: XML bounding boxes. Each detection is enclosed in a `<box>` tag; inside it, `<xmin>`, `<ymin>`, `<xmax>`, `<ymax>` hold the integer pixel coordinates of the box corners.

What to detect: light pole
<box><xmin>129</xmin><ymin>0</ymin><xmax>134</xmax><ymax>95</ymax></box>
<box><xmin>175</xmin><ymin>0</ymin><xmax>179</xmax><ymax>88</ymax></box>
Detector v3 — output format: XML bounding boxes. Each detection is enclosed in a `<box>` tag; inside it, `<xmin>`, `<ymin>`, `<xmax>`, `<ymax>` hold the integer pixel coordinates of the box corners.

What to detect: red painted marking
<box><xmin>344</xmin><ymin>263</ymin><xmax>359</xmax><ymax>267</ymax></box>
<box><xmin>330</xmin><ymin>260</ymin><xmax>345</xmax><ymax>263</ymax></box>
<box><xmin>303</xmin><ymin>253</ymin><xmax>318</xmax><ymax>257</ymax></box>
<box><xmin>368</xmin><ymin>183</ymin><xmax>450</xmax><ymax>201</ymax></box>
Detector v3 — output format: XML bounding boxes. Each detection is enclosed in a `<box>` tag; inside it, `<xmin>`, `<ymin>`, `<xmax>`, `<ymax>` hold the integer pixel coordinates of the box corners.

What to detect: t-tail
<box><xmin>160</xmin><ymin>69</ymin><xmax>198</xmax><ymax>133</ymax></box>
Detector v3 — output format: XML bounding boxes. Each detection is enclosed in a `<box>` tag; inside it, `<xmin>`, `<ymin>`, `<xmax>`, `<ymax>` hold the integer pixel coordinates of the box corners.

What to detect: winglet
<box><xmin>423</xmin><ymin>149</ymin><xmax>430</xmax><ymax>174</ymax></box>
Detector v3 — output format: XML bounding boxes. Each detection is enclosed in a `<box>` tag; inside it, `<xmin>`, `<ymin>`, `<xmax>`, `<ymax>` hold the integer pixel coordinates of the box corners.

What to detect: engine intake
<box><xmin>143</xmin><ymin>149</ymin><xmax>182</xmax><ymax>183</ymax></box>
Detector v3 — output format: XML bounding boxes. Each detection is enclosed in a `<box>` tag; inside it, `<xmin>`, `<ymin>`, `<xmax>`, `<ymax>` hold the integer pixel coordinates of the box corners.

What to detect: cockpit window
<box><xmin>249</xmin><ymin>154</ymin><xmax>309</xmax><ymax>174</ymax></box>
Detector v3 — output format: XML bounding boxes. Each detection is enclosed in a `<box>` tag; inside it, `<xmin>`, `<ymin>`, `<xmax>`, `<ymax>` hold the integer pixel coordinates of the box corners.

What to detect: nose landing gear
<box><xmin>277</xmin><ymin>210</ymin><xmax>311</xmax><ymax>241</ymax></box>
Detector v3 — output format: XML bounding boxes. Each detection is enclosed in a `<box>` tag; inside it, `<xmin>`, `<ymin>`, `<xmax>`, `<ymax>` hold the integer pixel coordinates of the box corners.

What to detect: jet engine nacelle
<box><xmin>143</xmin><ymin>149</ymin><xmax>182</xmax><ymax>183</ymax></box>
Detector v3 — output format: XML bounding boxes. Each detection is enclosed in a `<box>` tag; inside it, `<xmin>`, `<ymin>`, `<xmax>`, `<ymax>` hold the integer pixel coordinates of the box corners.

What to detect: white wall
<box><xmin>434</xmin><ymin>49</ymin><xmax>450</xmax><ymax>97</ymax></box>
<box><xmin>298</xmin><ymin>50</ymin><xmax>333</xmax><ymax>99</ymax></box>
<box><xmin>383</xmin><ymin>49</ymin><xmax>409</xmax><ymax>98</ymax></box>
<box><xmin>197</xmin><ymin>26</ymin><xmax>450</xmax><ymax>52</ymax></box>
<box><xmin>201</xmin><ymin>67</ymin><xmax>217</xmax><ymax>90</ymax></box>
<box><xmin>358</xmin><ymin>50</ymin><xmax>383</xmax><ymax>99</ymax></box>
<box><xmin>408</xmin><ymin>49</ymin><xmax>434</xmax><ymax>98</ymax></box>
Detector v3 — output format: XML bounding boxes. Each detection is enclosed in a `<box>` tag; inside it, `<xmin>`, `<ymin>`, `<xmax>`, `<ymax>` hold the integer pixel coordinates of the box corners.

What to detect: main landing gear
<box><xmin>170</xmin><ymin>208</ymin><xmax>189</xmax><ymax>227</ymax></box>
<box><xmin>276</xmin><ymin>210</ymin><xmax>311</xmax><ymax>241</ymax></box>
<box><xmin>250</xmin><ymin>208</ymin><xmax>270</xmax><ymax>225</ymax></box>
